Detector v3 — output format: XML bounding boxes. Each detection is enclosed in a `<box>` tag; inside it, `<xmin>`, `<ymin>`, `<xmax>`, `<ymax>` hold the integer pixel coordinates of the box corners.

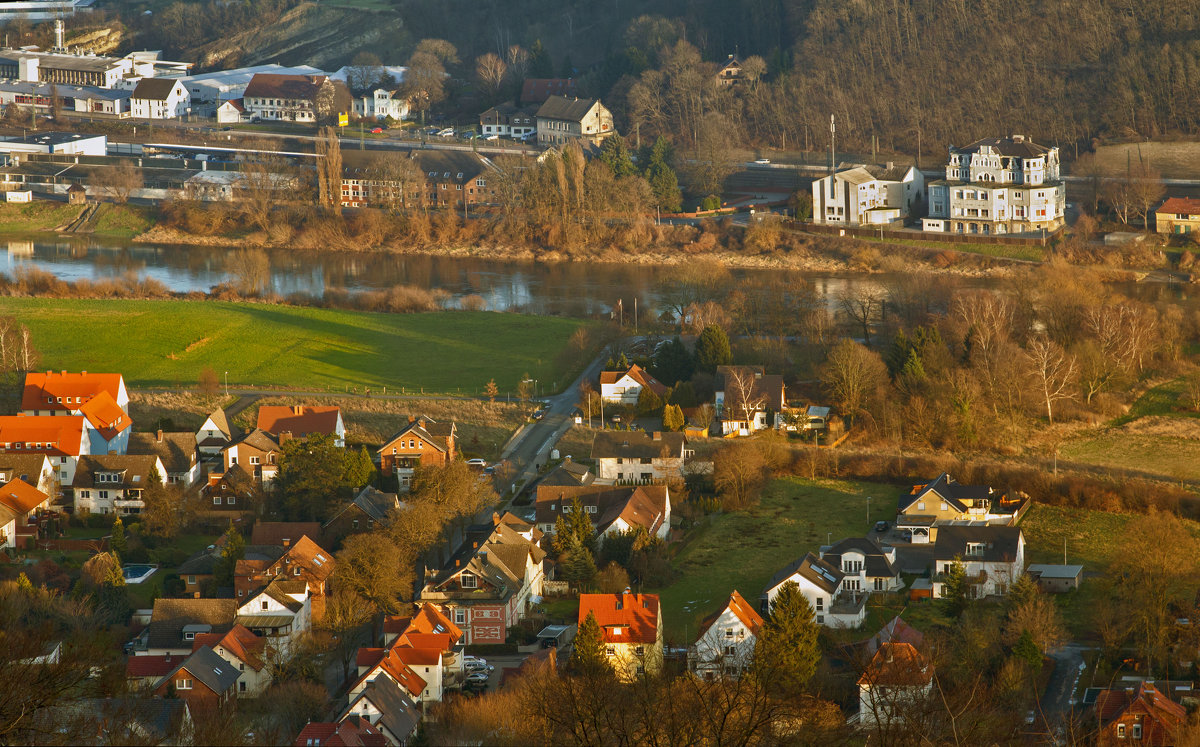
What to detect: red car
<box><xmin>370</xmin><ymin>127</ymin><xmax>383</xmax><ymax>134</ymax></box>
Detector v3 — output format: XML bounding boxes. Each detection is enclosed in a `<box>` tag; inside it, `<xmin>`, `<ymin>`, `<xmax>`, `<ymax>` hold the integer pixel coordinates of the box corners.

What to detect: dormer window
<box><xmin>965</xmin><ymin>542</ymin><xmax>985</xmax><ymax>557</ymax></box>
<box><xmin>461</xmin><ymin>573</ymin><xmax>477</xmax><ymax>589</ymax></box>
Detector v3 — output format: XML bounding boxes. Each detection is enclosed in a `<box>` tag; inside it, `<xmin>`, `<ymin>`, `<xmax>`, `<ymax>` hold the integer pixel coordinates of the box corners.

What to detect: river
<box><xmin>1</xmin><ymin>236</ymin><xmax>1196</xmax><ymax>317</ymax></box>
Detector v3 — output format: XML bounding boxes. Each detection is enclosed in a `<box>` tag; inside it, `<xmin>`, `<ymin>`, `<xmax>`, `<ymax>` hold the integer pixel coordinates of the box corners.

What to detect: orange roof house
<box><xmin>599</xmin><ymin>364</ymin><xmax>668</xmax><ymax>404</ymax></box>
<box><xmin>79</xmin><ymin>391</ymin><xmax>132</xmax><ymax>441</ymax></box>
<box><xmin>0</xmin><ymin>416</ymin><xmax>86</xmax><ymax>457</ymax></box>
<box><xmin>857</xmin><ymin>642</ymin><xmax>934</xmax><ymax>728</ymax></box>
<box><xmin>21</xmin><ymin>371</ymin><xmax>127</xmax><ymax>414</ymax></box>
<box><xmin>578</xmin><ymin>592</ymin><xmax>663</xmax><ymax>680</ymax></box>
<box><xmin>0</xmin><ymin>477</ymin><xmax>50</xmax><ymax>518</ymax></box>
<box><xmin>382</xmin><ymin>602</ymin><xmax>463</xmax><ymax>647</ymax></box>
<box><xmin>256</xmin><ymin>405</ymin><xmax>345</xmax><ymax>446</ymax></box>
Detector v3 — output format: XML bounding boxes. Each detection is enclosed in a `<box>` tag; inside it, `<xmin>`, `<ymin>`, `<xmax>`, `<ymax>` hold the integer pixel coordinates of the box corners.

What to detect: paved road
<box><xmin>1041</xmin><ymin>642</ymin><xmax>1089</xmax><ymax>716</ymax></box>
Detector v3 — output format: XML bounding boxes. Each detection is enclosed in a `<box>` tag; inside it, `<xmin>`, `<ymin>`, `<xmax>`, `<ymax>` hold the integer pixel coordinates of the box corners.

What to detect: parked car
<box><xmin>437</xmin><ymin>127</ymin><xmax>455</xmax><ymax>137</ymax></box>
<box><xmin>754</xmin><ymin>158</ymin><xmax>770</xmax><ymax>165</ymax></box>
<box><xmin>465</xmin><ymin>671</ymin><xmax>490</xmax><ymax>684</ymax></box>
<box><xmin>485</xmin><ymin>134</ymin><xmax>499</xmax><ymax>141</ymax></box>
<box><xmin>483</xmin><ymin>465</ymin><xmax>495</xmax><ymax>475</ymax></box>
<box><xmin>466</xmin><ymin>458</ymin><xmax>487</xmax><ymax>468</ymax></box>
<box><xmin>371</xmin><ymin>127</ymin><xmax>384</xmax><ymax>134</ymax></box>
<box><xmin>874</xmin><ymin>520</ymin><xmax>890</xmax><ymax>533</ymax></box>
<box><xmin>464</xmin><ymin>655</ymin><xmax>492</xmax><ymax>668</ymax></box>
<box><xmin>532</xmin><ymin>409</ymin><xmax>546</xmax><ymax>420</ymax></box>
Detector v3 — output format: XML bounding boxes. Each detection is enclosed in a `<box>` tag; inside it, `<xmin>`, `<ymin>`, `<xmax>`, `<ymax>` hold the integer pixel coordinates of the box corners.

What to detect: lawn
<box><xmin>1020</xmin><ymin>503</ymin><xmax>1132</xmax><ymax>572</ymax></box>
<box><xmin>860</xmin><ymin>235</ymin><xmax>1046</xmax><ymax>262</ymax></box>
<box><xmin>0</xmin><ymin>298</ymin><xmax>591</xmax><ymax>394</ymax></box>
<box><xmin>652</xmin><ymin>476</ymin><xmax>905</xmax><ymax>642</ymax></box>
<box><xmin>1059</xmin><ymin>431</ymin><xmax>1200</xmax><ymax>482</ymax></box>
<box><xmin>90</xmin><ymin>203</ymin><xmax>154</xmax><ymax>239</ymax></box>
<box><xmin>0</xmin><ymin>201</ymin><xmax>80</xmax><ymax>232</ymax></box>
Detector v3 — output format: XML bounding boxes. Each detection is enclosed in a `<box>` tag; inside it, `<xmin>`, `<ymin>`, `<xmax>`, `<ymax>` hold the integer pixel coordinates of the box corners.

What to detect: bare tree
<box><xmin>346</xmin><ymin>51</ymin><xmax>383</xmax><ymax>93</ymax></box>
<box><xmin>93</xmin><ymin>161</ymin><xmax>142</xmax><ymax>204</ymax></box>
<box><xmin>475</xmin><ymin>53</ymin><xmax>508</xmax><ymax>100</ymax></box>
<box><xmin>224</xmin><ymin>248</ymin><xmax>270</xmax><ymax>294</ymax></box>
<box><xmin>314</xmin><ymin>126</ymin><xmax>343</xmax><ymax>210</ymax></box>
<box><xmin>839</xmin><ymin>288</ymin><xmax>884</xmax><ymax>345</ymax></box>
<box><xmin>820</xmin><ymin>338</ymin><xmax>888</xmax><ymax>427</ymax></box>
<box><xmin>368</xmin><ymin>150</ymin><xmax>425</xmax><ymax>213</ymax></box>
<box><xmin>506</xmin><ymin>45</ymin><xmax>530</xmax><ymax>81</ymax></box>
<box><xmin>1023</xmin><ymin>335</ymin><xmax>1076</xmax><ymax>424</ymax></box>
<box><xmin>724</xmin><ymin>367</ymin><xmax>766</xmax><ymax>431</ymax></box>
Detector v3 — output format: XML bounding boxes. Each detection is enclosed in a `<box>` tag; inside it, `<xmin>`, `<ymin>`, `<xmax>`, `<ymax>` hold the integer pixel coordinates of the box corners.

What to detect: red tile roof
<box><xmin>390</xmin><ymin>645</ymin><xmax>442</xmax><ymax>667</ymax></box>
<box><xmin>377</xmin><ymin>649</ymin><xmax>427</xmax><ymax>697</ymax></box>
<box><xmin>384</xmin><ymin>603</ymin><xmax>463</xmax><ymax>643</ymax></box>
<box><xmin>578</xmin><ymin>592</ymin><xmax>660</xmax><ymax>645</ymax></box>
<box><xmin>244</xmin><ymin>73</ymin><xmax>328</xmax><ymax>101</ymax></box>
<box><xmin>0</xmin><ymin>416</ymin><xmax>85</xmax><ymax>456</ymax></box>
<box><xmin>598</xmin><ymin>364</ymin><xmax>668</xmax><ymax>397</ymax></box>
<box><xmin>699</xmin><ymin>590</ymin><xmax>763</xmax><ymax>640</ymax></box>
<box><xmin>79</xmin><ymin>390</ymin><xmax>132</xmax><ymax>440</ymax></box>
<box><xmin>125</xmin><ymin>654</ymin><xmax>180</xmax><ymax>679</ymax></box>
<box><xmin>279</xmin><ymin>535</ymin><xmax>335</xmax><ymax>582</ymax></box>
<box><xmin>250</xmin><ymin>521</ymin><xmax>322</xmax><ymax>547</ymax></box>
<box><xmin>1157</xmin><ymin>197</ymin><xmax>1200</xmax><ymax>217</ymax></box>
<box><xmin>0</xmin><ymin>477</ymin><xmax>48</xmax><ymax>516</ymax></box>
<box><xmin>356</xmin><ymin>647</ymin><xmax>386</xmax><ymax>670</ymax></box>
<box><xmin>256</xmin><ymin>406</ymin><xmax>341</xmax><ymax>439</ymax></box>
<box><xmin>294</xmin><ymin>716</ymin><xmax>387</xmax><ymax>747</ymax></box>
<box><xmin>193</xmin><ymin>624</ymin><xmax>266</xmax><ymax>671</ymax></box>
<box><xmin>395</xmin><ymin>632</ymin><xmax>455</xmax><ymax>652</ymax></box>
<box><xmin>857</xmin><ymin>642</ymin><xmax>933</xmax><ymax>687</ymax></box>
<box><xmin>21</xmin><ymin>371</ymin><xmax>124</xmax><ymax>412</ymax></box>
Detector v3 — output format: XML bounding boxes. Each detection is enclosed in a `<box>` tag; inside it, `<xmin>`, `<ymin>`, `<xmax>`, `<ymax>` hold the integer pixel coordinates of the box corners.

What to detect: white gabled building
<box><xmin>599</xmin><ymin>364</ymin><xmax>667</xmax><ymax>405</ymax></box>
<box><xmin>72</xmin><ymin>454</ymin><xmax>167</xmax><ymax>516</ymax></box>
<box><xmin>931</xmin><ymin>526</ymin><xmax>1025</xmax><ymax>599</ymax></box>
<box><xmin>819</xmin><ymin>537</ymin><xmax>903</xmax><ymax>595</ymax></box>
<box><xmin>761</xmin><ymin>552</ymin><xmax>866</xmax><ymax>629</ymax></box>
<box><xmin>688</xmin><ymin>590</ymin><xmax>763</xmax><ymax>680</ymax></box>
<box><xmin>923</xmin><ymin>135</ymin><xmax>1065</xmax><ymax>236</ymax></box>
<box><xmin>130</xmin><ymin>78</ymin><xmax>189</xmax><ymax>120</ymax></box>
<box><xmin>812</xmin><ymin>162</ymin><xmax>924</xmax><ymax>227</ymax></box>
<box><xmin>236</xmin><ymin>579</ymin><xmax>311</xmax><ymax>656</ymax></box>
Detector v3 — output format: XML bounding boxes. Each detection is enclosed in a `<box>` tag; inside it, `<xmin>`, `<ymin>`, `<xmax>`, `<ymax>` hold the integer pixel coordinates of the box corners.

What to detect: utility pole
<box><xmin>634</xmin><ymin>297</ymin><xmax>637</xmax><ymax>334</ymax></box>
<box><xmin>866</xmin><ymin>496</ymin><xmax>871</xmax><ymax>526</ymax></box>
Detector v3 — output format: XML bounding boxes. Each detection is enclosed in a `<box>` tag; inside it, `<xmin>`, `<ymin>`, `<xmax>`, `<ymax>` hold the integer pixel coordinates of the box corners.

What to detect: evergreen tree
<box><xmin>1007</xmin><ymin>573</ymin><xmax>1039</xmax><ymax>612</ymax></box>
<box><xmin>753</xmin><ymin>581</ymin><xmax>821</xmax><ymax>698</ymax></box>
<box><xmin>616</xmin><ymin>352</ymin><xmax>630</xmax><ymax>370</ymax></box>
<box><xmin>695</xmin><ymin>325</ymin><xmax>732</xmax><ymax>373</ymax></box>
<box><xmin>1013</xmin><ymin>629</ymin><xmax>1043</xmax><ymax>677</ymax></box>
<box><xmin>652</xmin><ymin>336</ymin><xmax>693</xmax><ymax>385</ymax></box>
<box><xmin>598</xmin><ymin>134</ymin><xmax>636</xmax><ymax>178</ymax></box>
<box><xmin>344</xmin><ymin>446</ymin><xmax>377</xmax><ymax>489</ymax></box>
<box><xmin>643</xmin><ymin>137</ymin><xmax>681</xmax><ymax>212</ymax></box>
<box><xmin>110</xmin><ymin>517</ymin><xmax>126</xmax><ymax>559</ymax></box>
<box><xmin>528</xmin><ymin>39</ymin><xmax>553</xmax><ymax>78</ymax></box>
<box><xmin>637</xmin><ymin>386</ymin><xmax>663</xmax><ymax>416</ymax></box>
<box><xmin>560</xmin><ymin>546</ymin><xmax>598</xmax><ymax>587</ymax></box>
<box><xmin>667</xmin><ymin>380</ymin><xmax>698</xmax><ymax>408</ymax></box>
<box><xmin>570</xmin><ymin>611</ymin><xmax>609</xmax><ymax>674</ymax></box>
<box><xmin>662</xmin><ymin>403</ymin><xmax>685</xmax><ymax>432</ymax></box>
<box><xmin>213</xmin><ymin>524</ymin><xmax>245</xmax><ymax>589</ymax></box>
<box><xmin>941</xmin><ymin>556</ymin><xmax>970</xmax><ymax>617</ymax></box>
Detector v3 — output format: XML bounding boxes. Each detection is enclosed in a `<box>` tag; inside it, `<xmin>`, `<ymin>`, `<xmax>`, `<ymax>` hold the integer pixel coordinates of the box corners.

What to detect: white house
<box><xmin>819</xmin><ymin>537</ymin><xmax>903</xmax><ymax>595</ymax></box>
<box><xmin>196</xmin><ymin>408</ymin><xmax>235</xmax><ymax>457</ymax></box>
<box><xmin>923</xmin><ymin>135</ymin><xmax>1065</xmax><ymax>235</ymax></box>
<box><xmin>599</xmin><ymin>364</ymin><xmax>667</xmax><ymax>406</ymax></box>
<box><xmin>236</xmin><ymin>579</ymin><xmax>311</xmax><ymax>656</ymax></box>
<box><xmin>688</xmin><ymin>590</ymin><xmax>763</xmax><ymax>679</ymax></box>
<box><xmin>858</xmin><ymin>642</ymin><xmax>934</xmax><ymax>729</ymax></box>
<box><xmin>128</xmin><ymin>431</ymin><xmax>202</xmax><ymax>488</ymax></box>
<box><xmin>714</xmin><ymin>366</ymin><xmax>785</xmax><ymax>436</ymax></box>
<box><xmin>811</xmin><ymin>163</ymin><xmax>924</xmax><ymax>226</ymax></box>
<box><xmin>241</xmin><ymin>73</ymin><xmax>333</xmax><ymax>123</ymax></box>
<box><xmin>761</xmin><ymin>553</ymin><xmax>866</xmax><ymax>629</ymax></box>
<box><xmin>215</xmin><ymin>99</ymin><xmax>245</xmax><ymax>124</ymax></box>
<box><xmin>931</xmin><ymin>526</ymin><xmax>1025</xmax><ymax>599</ymax></box>
<box><xmin>535</xmin><ymin>95</ymin><xmax>614</xmax><ymax>146</ymax></box>
<box><xmin>480</xmin><ymin>103</ymin><xmax>536</xmax><ymax>139</ymax></box>
<box><xmin>339</xmin><ymin>677</ymin><xmax>422</xmax><ymax>745</ymax></box>
<box><xmin>72</xmin><ymin>455</ymin><xmax>167</xmax><ymax>516</ymax></box>
<box><xmin>130</xmin><ymin>78</ymin><xmax>189</xmax><ymax>119</ymax></box>
<box><xmin>590</xmin><ymin>431</ymin><xmax>687</xmax><ymax>483</ymax></box>
<box><xmin>353</xmin><ymin>88</ymin><xmax>409</xmax><ymax>121</ymax></box>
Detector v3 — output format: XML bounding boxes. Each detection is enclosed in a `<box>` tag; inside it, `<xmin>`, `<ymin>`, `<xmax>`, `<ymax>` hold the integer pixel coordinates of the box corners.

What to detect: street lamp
<box><xmin>866</xmin><ymin>496</ymin><xmax>871</xmax><ymax>526</ymax></box>
<box><xmin>224</xmin><ymin>371</ymin><xmax>228</xmax><ymax>397</ymax></box>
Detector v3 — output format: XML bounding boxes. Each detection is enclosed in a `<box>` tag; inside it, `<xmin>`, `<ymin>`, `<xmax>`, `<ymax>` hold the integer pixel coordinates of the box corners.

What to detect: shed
<box><xmin>536</xmin><ymin>624</ymin><xmax>576</xmax><ymax>649</ymax></box>
<box><xmin>908</xmin><ymin>578</ymin><xmax>933</xmax><ymax>601</ymax></box>
<box><xmin>67</xmin><ymin>182</ymin><xmax>86</xmax><ymax>205</ymax></box>
<box><xmin>1025</xmin><ymin>564</ymin><xmax>1083</xmax><ymax>593</ymax></box>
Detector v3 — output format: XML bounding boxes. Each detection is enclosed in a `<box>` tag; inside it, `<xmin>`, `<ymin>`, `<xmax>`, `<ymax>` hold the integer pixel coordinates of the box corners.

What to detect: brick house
<box><xmin>152</xmin><ymin>646</ymin><xmax>239</xmax><ymax>711</ymax></box>
<box><xmin>418</xmin><ymin>521</ymin><xmax>544</xmax><ymax>644</ymax></box>
<box><xmin>1095</xmin><ymin>682</ymin><xmax>1187</xmax><ymax>745</ymax></box>
<box><xmin>376</xmin><ymin>417</ymin><xmax>456</xmax><ymax>492</ymax></box>
<box><xmin>222</xmin><ymin>429</ymin><xmax>282</xmax><ymax>485</ymax></box>
<box><xmin>256</xmin><ymin>405</ymin><xmax>345</xmax><ymax>448</ymax></box>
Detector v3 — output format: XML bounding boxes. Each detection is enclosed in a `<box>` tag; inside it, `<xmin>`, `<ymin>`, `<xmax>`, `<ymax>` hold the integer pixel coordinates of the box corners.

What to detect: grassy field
<box><xmin>862</xmin><ymin>235</ymin><xmax>1046</xmax><ymax>262</ymax></box>
<box><xmin>0</xmin><ymin>298</ymin><xmax>591</xmax><ymax>394</ymax></box>
<box><xmin>652</xmin><ymin>476</ymin><xmax>905</xmax><ymax>642</ymax></box>
<box><xmin>0</xmin><ymin>201</ymin><xmax>152</xmax><ymax>239</ymax></box>
<box><xmin>1059</xmin><ymin>432</ymin><xmax>1200</xmax><ymax>482</ymax></box>
<box><xmin>1090</xmin><ymin>141</ymin><xmax>1200</xmax><ymax>181</ymax></box>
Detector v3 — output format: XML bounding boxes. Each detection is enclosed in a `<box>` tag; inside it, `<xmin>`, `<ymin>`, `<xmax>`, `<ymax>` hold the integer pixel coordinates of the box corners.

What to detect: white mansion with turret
<box><xmin>922</xmin><ymin>135</ymin><xmax>1065</xmax><ymax>236</ymax></box>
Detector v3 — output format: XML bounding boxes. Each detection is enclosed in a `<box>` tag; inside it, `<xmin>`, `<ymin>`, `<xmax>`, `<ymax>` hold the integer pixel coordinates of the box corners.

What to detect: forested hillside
<box><xmin>117</xmin><ymin>0</ymin><xmax>1200</xmax><ymax>150</ymax></box>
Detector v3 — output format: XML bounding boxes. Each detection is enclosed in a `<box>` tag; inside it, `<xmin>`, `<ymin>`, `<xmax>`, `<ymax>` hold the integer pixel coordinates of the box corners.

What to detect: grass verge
<box><xmin>861</xmin><ymin>235</ymin><xmax>1046</xmax><ymax>262</ymax></box>
<box><xmin>0</xmin><ymin>298</ymin><xmax>591</xmax><ymax>394</ymax></box>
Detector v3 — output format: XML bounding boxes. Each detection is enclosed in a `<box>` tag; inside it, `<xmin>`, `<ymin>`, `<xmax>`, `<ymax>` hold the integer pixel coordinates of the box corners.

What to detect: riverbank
<box><xmin>0</xmin><ymin>202</ymin><xmax>152</xmax><ymax>240</ymax></box>
<box><xmin>0</xmin><ymin>297</ymin><xmax>593</xmax><ymax>393</ymax></box>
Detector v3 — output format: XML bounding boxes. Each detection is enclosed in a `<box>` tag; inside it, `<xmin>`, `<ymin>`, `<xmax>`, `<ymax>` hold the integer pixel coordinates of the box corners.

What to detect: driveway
<box><xmin>1041</xmin><ymin>642</ymin><xmax>1089</xmax><ymax>716</ymax></box>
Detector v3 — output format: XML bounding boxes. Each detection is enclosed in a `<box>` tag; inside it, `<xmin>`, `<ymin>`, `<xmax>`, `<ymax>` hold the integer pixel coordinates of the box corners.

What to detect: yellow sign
<box><xmin>338</xmin><ymin>113</ymin><xmax>349</xmax><ymax>127</ymax></box>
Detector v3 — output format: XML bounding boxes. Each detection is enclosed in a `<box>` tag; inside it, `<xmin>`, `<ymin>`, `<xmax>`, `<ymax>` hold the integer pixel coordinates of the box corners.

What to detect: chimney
<box><xmin>81</xmin><ymin>371</ymin><xmax>87</xmax><ymax>375</ymax></box>
<box><xmin>1012</xmin><ymin>134</ymin><xmax>1025</xmax><ymax>143</ymax></box>
<box><xmin>408</xmin><ymin>416</ymin><xmax>416</xmax><ymax>424</ymax></box>
<box><xmin>60</xmin><ymin>370</ymin><xmax>66</xmax><ymax>375</ymax></box>
<box><xmin>479</xmin><ymin>550</ymin><xmax>488</xmax><ymax>563</ymax></box>
<box><xmin>417</xmin><ymin>418</ymin><xmax>426</xmax><ymax>429</ymax></box>
<box><xmin>652</xmin><ymin>432</ymin><xmax>661</xmax><ymax>441</ymax></box>
<box><xmin>292</xmin><ymin>405</ymin><xmax>303</xmax><ymax>415</ymax></box>
<box><xmin>279</xmin><ymin>431</ymin><xmax>292</xmax><ymax>445</ymax></box>
<box><xmin>282</xmin><ymin>538</ymin><xmax>290</xmax><ymax>548</ymax></box>
<box><xmin>886</xmin><ymin>161</ymin><xmax>894</xmax><ymax>170</ymax></box>
<box><xmin>156</xmin><ymin>429</ymin><xmax>163</xmax><ymax>443</ymax></box>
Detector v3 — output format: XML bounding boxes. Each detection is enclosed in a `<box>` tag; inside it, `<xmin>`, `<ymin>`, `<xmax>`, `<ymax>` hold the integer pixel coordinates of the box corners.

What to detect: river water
<box><xmin>0</xmin><ymin>236</ymin><xmax>1195</xmax><ymax>317</ymax></box>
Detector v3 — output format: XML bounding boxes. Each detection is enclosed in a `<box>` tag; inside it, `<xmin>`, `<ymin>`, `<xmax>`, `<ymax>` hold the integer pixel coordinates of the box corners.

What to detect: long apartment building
<box><xmin>922</xmin><ymin>135</ymin><xmax>1065</xmax><ymax>236</ymax></box>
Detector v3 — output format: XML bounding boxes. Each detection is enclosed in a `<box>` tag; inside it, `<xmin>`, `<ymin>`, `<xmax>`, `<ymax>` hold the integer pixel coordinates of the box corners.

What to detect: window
<box><xmin>177</xmin><ymin>678</ymin><xmax>193</xmax><ymax>690</ymax></box>
<box><xmin>724</xmin><ymin>645</ymin><xmax>737</xmax><ymax>655</ymax></box>
<box><xmin>461</xmin><ymin>573</ymin><xmax>477</xmax><ymax>589</ymax></box>
<box><xmin>1131</xmin><ymin>724</ymin><xmax>1141</xmax><ymax>739</ymax></box>
<box><xmin>261</xmin><ymin>600</ymin><xmax>269</xmax><ymax>610</ymax></box>
<box><xmin>294</xmin><ymin>567</ymin><xmax>301</xmax><ymax>576</ymax></box>
<box><xmin>815</xmin><ymin>597</ymin><xmax>824</xmax><ymax>611</ymax></box>
<box><xmin>228</xmin><ymin>496</ymin><xmax>235</xmax><ymax>505</ymax></box>
<box><xmin>635</xmin><ymin>646</ymin><xmax>644</xmax><ymax>656</ymax></box>
<box><xmin>239</xmin><ymin>681</ymin><xmax>246</xmax><ymax>692</ymax></box>
<box><xmin>640</xmin><ymin>458</ymin><xmax>652</xmax><ymax>465</ymax></box>
<box><xmin>606</xmin><ymin>645</ymin><xmax>615</xmax><ymax>656</ymax></box>
<box><xmin>184</xmin><ymin>632</ymin><xmax>195</xmax><ymax>641</ymax></box>
<box><xmin>725</xmin><ymin>628</ymin><xmax>734</xmax><ymax>638</ymax></box>
<box><xmin>1117</xmin><ymin>724</ymin><xmax>1126</xmax><ymax>738</ymax></box>
<box><xmin>455</xmin><ymin>608</ymin><xmax>466</xmax><ymax>624</ymax></box>
<box><xmin>917</xmin><ymin>502</ymin><xmax>925</xmax><ymax>511</ymax></box>
<box><xmin>188</xmin><ymin>575</ymin><xmax>196</xmax><ymax>585</ymax></box>
<box><xmin>213</xmin><ymin>496</ymin><xmax>222</xmax><ymax>505</ymax></box>
<box><xmin>250</xmin><ymin>456</ymin><xmax>260</xmax><ymax>465</ymax></box>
